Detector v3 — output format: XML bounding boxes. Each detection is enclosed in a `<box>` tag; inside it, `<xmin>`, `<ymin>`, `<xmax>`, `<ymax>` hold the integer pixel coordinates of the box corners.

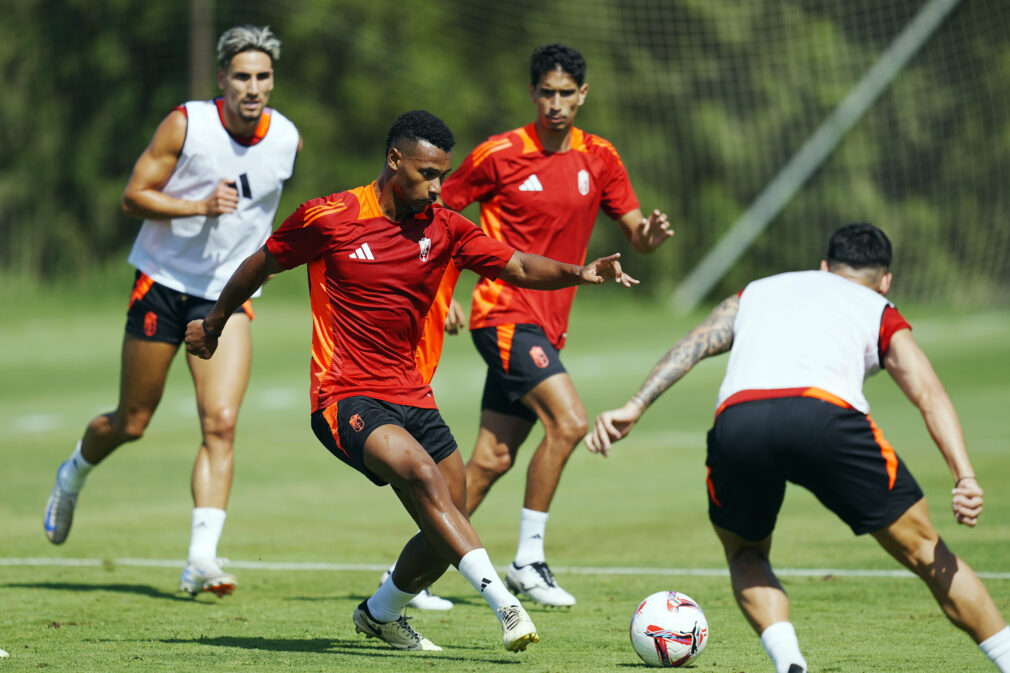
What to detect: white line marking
<box><xmin>2</xmin><ymin>557</ymin><xmax>1007</xmax><ymax>579</ymax></box>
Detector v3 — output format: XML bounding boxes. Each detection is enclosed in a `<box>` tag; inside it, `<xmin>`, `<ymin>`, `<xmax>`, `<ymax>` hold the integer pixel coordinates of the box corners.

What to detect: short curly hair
<box><xmin>530</xmin><ymin>43</ymin><xmax>586</xmax><ymax>86</ymax></box>
<box><xmin>385</xmin><ymin>110</ymin><xmax>456</xmax><ymax>154</ymax></box>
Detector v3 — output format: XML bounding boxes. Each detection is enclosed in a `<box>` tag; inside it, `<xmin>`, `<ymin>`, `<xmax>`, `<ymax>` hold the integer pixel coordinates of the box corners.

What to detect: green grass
<box><xmin>2</xmin><ymin>271</ymin><xmax>1009</xmax><ymax>671</ymax></box>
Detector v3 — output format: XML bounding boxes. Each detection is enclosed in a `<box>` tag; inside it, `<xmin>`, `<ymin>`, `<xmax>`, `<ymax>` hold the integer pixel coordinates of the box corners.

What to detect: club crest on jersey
<box><xmin>577</xmin><ymin>169</ymin><xmax>590</xmax><ymax>196</ymax></box>
<box><xmin>418</xmin><ymin>236</ymin><xmax>431</xmax><ymax>262</ymax></box>
<box><xmin>349</xmin><ymin>414</ymin><xmax>365</xmax><ymax>432</ymax></box>
<box><xmin>529</xmin><ymin>345</ymin><xmax>550</xmax><ymax>369</ymax></box>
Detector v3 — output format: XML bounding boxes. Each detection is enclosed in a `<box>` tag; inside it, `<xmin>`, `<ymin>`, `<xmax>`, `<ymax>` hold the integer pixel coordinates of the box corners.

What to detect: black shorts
<box><xmin>706</xmin><ymin>396</ymin><xmax>924</xmax><ymax>540</ymax></box>
<box><xmin>124</xmin><ymin>270</ymin><xmax>252</xmax><ymax>344</ymax></box>
<box><xmin>310</xmin><ymin>396</ymin><xmax>458</xmax><ymax>487</ymax></box>
<box><xmin>471</xmin><ymin>324</ymin><xmax>567</xmax><ymax>422</ymax></box>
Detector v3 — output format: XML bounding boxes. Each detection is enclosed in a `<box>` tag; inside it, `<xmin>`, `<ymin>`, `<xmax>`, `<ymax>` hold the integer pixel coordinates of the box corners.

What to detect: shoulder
<box><xmin>466</xmin><ymin>125</ymin><xmax>531</xmax><ymax>167</ymax></box>
<box><xmin>579</xmin><ymin>128</ymin><xmax>625</xmax><ymax>164</ymax></box>
<box><xmin>265</xmin><ymin>106</ymin><xmax>299</xmax><ymax>135</ymax></box>
<box><xmin>296</xmin><ymin>190</ymin><xmax>362</xmax><ymax>227</ymax></box>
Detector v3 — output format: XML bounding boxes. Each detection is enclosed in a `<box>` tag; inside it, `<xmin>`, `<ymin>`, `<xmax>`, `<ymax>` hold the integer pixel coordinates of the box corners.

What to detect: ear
<box><xmin>577</xmin><ymin>82</ymin><xmax>589</xmax><ymax>106</ymax></box>
<box><xmin>819</xmin><ymin>259</ymin><xmax>830</xmax><ymax>271</ymax></box>
<box><xmin>216</xmin><ymin>68</ymin><xmax>226</xmax><ymax>90</ymax></box>
<box><xmin>877</xmin><ymin>271</ymin><xmax>893</xmax><ymax>296</ymax></box>
<box><xmin>529</xmin><ymin>82</ymin><xmax>537</xmax><ymax>104</ymax></box>
<box><xmin>386</xmin><ymin>146</ymin><xmax>402</xmax><ymax>172</ymax></box>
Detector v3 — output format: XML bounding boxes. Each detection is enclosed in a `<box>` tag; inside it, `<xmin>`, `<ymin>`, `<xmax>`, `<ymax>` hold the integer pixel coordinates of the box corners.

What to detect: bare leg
<box><xmin>186</xmin><ymin>313</ymin><xmax>251</xmax><ymax>509</ymax></box>
<box><xmin>80</xmin><ymin>335</ymin><xmax>179</xmax><ymax>464</ymax></box>
<box><xmin>872</xmin><ymin>498</ymin><xmax>1007</xmax><ymax>643</ymax></box>
<box><xmin>390</xmin><ymin>449</ymin><xmax>468</xmax><ymax>594</ymax></box>
<box><xmin>713</xmin><ymin>524</ymin><xmax>790</xmax><ymax>633</ymax></box>
<box><xmin>465</xmin><ymin>410</ymin><xmax>533</xmax><ymax>515</ymax></box>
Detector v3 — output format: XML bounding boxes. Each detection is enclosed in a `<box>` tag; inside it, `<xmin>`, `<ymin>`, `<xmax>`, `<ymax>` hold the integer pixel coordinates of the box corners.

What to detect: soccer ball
<box><xmin>629</xmin><ymin>590</ymin><xmax>709</xmax><ymax>667</ymax></box>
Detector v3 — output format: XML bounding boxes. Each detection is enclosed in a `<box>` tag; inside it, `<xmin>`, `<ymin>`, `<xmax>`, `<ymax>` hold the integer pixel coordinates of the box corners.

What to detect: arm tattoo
<box><xmin>630</xmin><ymin>295</ymin><xmax>739</xmax><ymax>410</ymax></box>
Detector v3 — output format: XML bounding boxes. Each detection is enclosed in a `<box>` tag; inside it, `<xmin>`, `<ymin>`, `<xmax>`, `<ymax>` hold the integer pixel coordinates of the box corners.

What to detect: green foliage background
<box><xmin>2</xmin><ymin>0</ymin><xmax>1008</xmax><ymax>305</ymax></box>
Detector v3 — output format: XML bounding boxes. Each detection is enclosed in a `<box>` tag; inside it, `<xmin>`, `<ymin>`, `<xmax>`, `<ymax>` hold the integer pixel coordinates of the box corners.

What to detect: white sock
<box><xmin>514</xmin><ymin>507</ymin><xmax>549</xmax><ymax>567</ymax></box>
<box><xmin>187</xmin><ymin>507</ymin><xmax>226</xmax><ymax>563</ymax></box>
<box><xmin>367</xmin><ymin>573</ymin><xmax>416</xmax><ymax>622</ymax></box>
<box><xmin>458</xmin><ymin>548</ymin><xmax>518</xmax><ymax>614</ymax></box>
<box><xmin>980</xmin><ymin>626</ymin><xmax>1010</xmax><ymax>673</ymax></box>
<box><xmin>58</xmin><ymin>441</ymin><xmax>95</xmax><ymax>492</ymax></box>
<box><xmin>761</xmin><ymin>622</ymin><xmax>807</xmax><ymax>673</ymax></box>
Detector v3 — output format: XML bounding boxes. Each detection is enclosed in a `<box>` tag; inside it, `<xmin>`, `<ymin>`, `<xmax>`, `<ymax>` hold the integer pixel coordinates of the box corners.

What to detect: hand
<box><xmin>185</xmin><ymin>319</ymin><xmax>219</xmax><ymax>359</ymax></box>
<box><xmin>951</xmin><ymin>476</ymin><xmax>984</xmax><ymax>527</ymax></box>
<box><xmin>585</xmin><ymin>400</ymin><xmax>645</xmax><ymax>457</ymax></box>
<box><xmin>581</xmin><ymin>253</ymin><xmax>639</xmax><ymax>288</ymax></box>
<box><xmin>204</xmin><ymin>178</ymin><xmax>240</xmax><ymax>217</ymax></box>
<box><xmin>636</xmin><ymin>209</ymin><xmax>674</xmax><ymax>251</ymax></box>
<box><xmin>445</xmin><ymin>298</ymin><xmax>466</xmax><ymax>335</ymax></box>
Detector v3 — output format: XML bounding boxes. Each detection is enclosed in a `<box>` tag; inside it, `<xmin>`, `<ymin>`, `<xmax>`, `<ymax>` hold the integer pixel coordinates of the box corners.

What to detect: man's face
<box><xmin>390</xmin><ymin>140</ymin><xmax>452</xmax><ymax>214</ymax></box>
<box><xmin>530</xmin><ymin>67</ymin><xmax>588</xmax><ymax>132</ymax></box>
<box><xmin>217</xmin><ymin>50</ymin><xmax>274</xmax><ymax>124</ymax></box>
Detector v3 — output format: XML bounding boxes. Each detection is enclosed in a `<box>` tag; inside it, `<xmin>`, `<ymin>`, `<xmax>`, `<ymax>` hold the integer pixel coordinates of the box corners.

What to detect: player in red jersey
<box><xmin>434</xmin><ymin>43</ymin><xmax>674</xmax><ymax>607</ymax></box>
<box><xmin>587</xmin><ymin>223</ymin><xmax>1010</xmax><ymax>673</ymax></box>
<box><xmin>185</xmin><ymin>110</ymin><xmax>638</xmax><ymax>653</ymax></box>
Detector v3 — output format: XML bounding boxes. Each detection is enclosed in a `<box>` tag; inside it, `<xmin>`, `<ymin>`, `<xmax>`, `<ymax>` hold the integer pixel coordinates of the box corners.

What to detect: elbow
<box><xmin>121</xmin><ymin>193</ymin><xmax>140</xmax><ymax>218</ymax></box>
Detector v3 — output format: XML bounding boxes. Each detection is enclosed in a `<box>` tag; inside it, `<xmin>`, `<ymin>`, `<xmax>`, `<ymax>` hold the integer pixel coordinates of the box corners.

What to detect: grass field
<box><xmin>2</xmin><ymin>269</ymin><xmax>1009</xmax><ymax>672</ymax></box>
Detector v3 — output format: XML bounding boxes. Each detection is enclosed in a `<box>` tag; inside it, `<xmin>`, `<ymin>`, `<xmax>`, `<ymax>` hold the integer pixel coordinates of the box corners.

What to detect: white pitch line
<box><xmin>2</xmin><ymin>557</ymin><xmax>1008</xmax><ymax>580</ymax></box>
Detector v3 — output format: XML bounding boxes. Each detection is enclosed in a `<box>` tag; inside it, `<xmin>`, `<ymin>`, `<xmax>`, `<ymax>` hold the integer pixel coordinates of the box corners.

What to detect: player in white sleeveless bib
<box><xmin>44</xmin><ymin>25</ymin><xmax>302</xmax><ymax>599</ymax></box>
<box><xmin>587</xmin><ymin>223</ymin><xmax>1010</xmax><ymax>673</ymax></box>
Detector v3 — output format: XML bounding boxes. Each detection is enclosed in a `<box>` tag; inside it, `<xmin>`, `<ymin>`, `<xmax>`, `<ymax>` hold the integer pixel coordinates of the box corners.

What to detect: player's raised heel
<box><xmin>505</xmin><ymin>561</ymin><xmax>576</xmax><ymax>607</ymax></box>
<box><xmin>380</xmin><ymin>569</ymin><xmax>454</xmax><ymax>611</ymax></box>
<box><xmin>352</xmin><ymin>600</ymin><xmax>442</xmax><ymax>651</ymax></box>
<box><xmin>787</xmin><ymin>665</ymin><xmax>806</xmax><ymax>673</ymax></box>
<box><xmin>498</xmin><ymin>604</ymin><xmax>539</xmax><ymax>652</ymax></box>
<box><xmin>44</xmin><ymin>462</ymin><xmax>78</xmax><ymax>545</ymax></box>
<box><xmin>180</xmin><ymin>558</ymin><xmax>237</xmax><ymax>597</ymax></box>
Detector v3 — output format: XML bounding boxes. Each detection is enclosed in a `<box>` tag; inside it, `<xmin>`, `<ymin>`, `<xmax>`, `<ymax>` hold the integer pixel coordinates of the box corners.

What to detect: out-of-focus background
<box><xmin>3</xmin><ymin>0</ymin><xmax>1008</xmax><ymax>308</ymax></box>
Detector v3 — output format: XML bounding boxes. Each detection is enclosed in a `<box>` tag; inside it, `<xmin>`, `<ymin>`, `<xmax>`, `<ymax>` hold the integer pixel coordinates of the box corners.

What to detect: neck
<box><xmin>220</xmin><ymin>105</ymin><xmax>259</xmax><ymax>138</ymax></box>
<box><xmin>373</xmin><ymin>170</ymin><xmax>412</xmax><ymax>222</ymax></box>
<box><xmin>534</xmin><ymin>121</ymin><xmax>573</xmax><ymax>153</ymax></box>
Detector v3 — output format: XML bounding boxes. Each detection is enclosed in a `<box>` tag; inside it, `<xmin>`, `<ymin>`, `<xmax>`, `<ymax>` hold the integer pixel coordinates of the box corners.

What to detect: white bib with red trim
<box><xmin>127</xmin><ymin>99</ymin><xmax>299</xmax><ymax>300</ymax></box>
<box><xmin>717</xmin><ymin>270</ymin><xmax>893</xmax><ymax>414</ymax></box>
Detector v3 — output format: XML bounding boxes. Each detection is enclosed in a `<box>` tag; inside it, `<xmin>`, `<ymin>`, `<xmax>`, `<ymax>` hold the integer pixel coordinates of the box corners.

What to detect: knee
<box><xmin>470</xmin><ymin>443</ymin><xmax>514</xmax><ymax>480</ymax></box>
<box><xmin>200</xmin><ymin>407</ymin><xmax>238</xmax><ymax>449</ymax></box>
<box><xmin>544</xmin><ymin>407</ymin><xmax>588</xmax><ymax>450</ymax></box>
<box><xmin>726</xmin><ymin>544</ymin><xmax>770</xmax><ymax>569</ymax></box>
<box><xmin>113</xmin><ymin>409</ymin><xmax>153</xmax><ymax>443</ymax></box>
<box><xmin>402</xmin><ymin>461</ymin><xmax>445</xmax><ymax>501</ymax></box>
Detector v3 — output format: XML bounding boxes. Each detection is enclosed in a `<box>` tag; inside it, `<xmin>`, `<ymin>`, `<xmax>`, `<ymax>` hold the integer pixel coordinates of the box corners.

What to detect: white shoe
<box><xmin>0</xmin><ymin>648</ymin><xmax>8</xmax><ymax>658</ymax></box>
<box><xmin>498</xmin><ymin>604</ymin><xmax>539</xmax><ymax>652</ymax></box>
<box><xmin>380</xmin><ymin>569</ymin><xmax>454</xmax><ymax>611</ymax></box>
<box><xmin>44</xmin><ymin>462</ymin><xmax>77</xmax><ymax>545</ymax></box>
<box><xmin>352</xmin><ymin>601</ymin><xmax>442</xmax><ymax>651</ymax></box>
<box><xmin>180</xmin><ymin>558</ymin><xmax>237</xmax><ymax>597</ymax></box>
<box><xmin>506</xmin><ymin>561</ymin><xmax>576</xmax><ymax>607</ymax></box>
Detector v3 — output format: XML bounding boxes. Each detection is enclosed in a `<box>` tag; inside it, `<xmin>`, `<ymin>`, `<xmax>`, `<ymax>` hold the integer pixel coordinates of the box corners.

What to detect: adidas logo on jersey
<box><xmin>518</xmin><ymin>174</ymin><xmax>543</xmax><ymax>192</ymax></box>
<box><xmin>349</xmin><ymin>243</ymin><xmax>374</xmax><ymax>260</ymax></box>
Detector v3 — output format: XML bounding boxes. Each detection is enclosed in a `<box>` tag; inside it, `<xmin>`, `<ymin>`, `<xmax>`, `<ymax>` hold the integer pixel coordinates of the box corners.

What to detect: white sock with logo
<box><xmin>980</xmin><ymin>626</ymin><xmax>1010</xmax><ymax>672</ymax></box>
<box><xmin>367</xmin><ymin>573</ymin><xmax>416</xmax><ymax>622</ymax></box>
<box><xmin>58</xmin><ymin>441</ymin><xmax>95</xmax><ymax>493</ymax></box>
<box><xmin>760</xmin><ymin>621</ymin><xmax>807</xmax><ymax>673</ymax></box>
<box><xmin>187</xmin><ymin>507</ymin><xmax>226</xmax><ymax>563</ymax></box>
<box><xmin>514</xmin><ymin>508</ymin><xmax>549</xmax><ymax>567</ymax></box>
<box><xmin>458</xmin><ymin>548</ymin><xmax>517</xmax><ymax>615</ymax></box>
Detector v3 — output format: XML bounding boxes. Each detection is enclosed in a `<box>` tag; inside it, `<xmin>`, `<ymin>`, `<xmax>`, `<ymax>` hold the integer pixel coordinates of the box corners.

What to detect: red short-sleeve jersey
<box><xmin>267</xmin><ymin>182</ymin><xmax>515</xmax><ymax>412</ymax></box>
<box><xmin>441</xmin><ymin>123</ymin><xmax>639</xmax><ymax>348</ymax></box>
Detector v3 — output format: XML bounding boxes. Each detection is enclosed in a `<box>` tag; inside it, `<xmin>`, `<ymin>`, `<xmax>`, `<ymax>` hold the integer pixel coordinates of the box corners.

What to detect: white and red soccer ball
<box><xmin>630</xmin><ymin>590</ymin><xmax>709</xmax><ymax>667</ymax></box>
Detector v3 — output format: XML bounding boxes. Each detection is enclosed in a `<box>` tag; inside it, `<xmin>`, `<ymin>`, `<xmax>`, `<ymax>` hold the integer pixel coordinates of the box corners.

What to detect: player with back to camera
<box><xmin>43</xmin><ymin>25</ymin><xmax>301</xmax><ymax>598</ymax></box>
<box><xmin>184</xmin><ymin>110</ymin><xmax>639</xmax><ymax>652</ymax></box>
<box><xmin>587</xmin><ymin>223</ymin><xmax>1010</xmax><ymax>673</ymax></box>
<box><xmin>391</xmin><ymin>43</ymin><xmax>674</xmax><ymax>611</ymax></box>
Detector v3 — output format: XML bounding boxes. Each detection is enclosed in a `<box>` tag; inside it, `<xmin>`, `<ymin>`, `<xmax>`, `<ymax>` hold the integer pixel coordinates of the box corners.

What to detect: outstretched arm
<box><xmin>883</xmin><ymin>329</ymin><xmax>982</xmax><ymax>526</ymax></box>
<box><xmin>498</xmin><ymin>251</ymin><xmax>638</xmax><ymax>289</ymax></box>
<box><xmin>586</xmin><ymin>294</ymin><xmax>739</xmax><ymax>456</ymax></box>
<box><xmin>185</xmin><ymin>245</ymin><xmax>285</xmax><ymax>359</ymax></box>
<box><xmin>617</xmin><ymin>208</ymin><xmax>674</xmax><ymax>253</ymax></box>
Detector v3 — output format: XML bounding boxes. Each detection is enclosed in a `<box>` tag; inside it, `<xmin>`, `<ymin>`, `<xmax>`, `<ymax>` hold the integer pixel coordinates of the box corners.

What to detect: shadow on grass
<box><xmin>160</xmin><ymin>635</ymin><xmax>523</xmax><ymax>663</ymax></box>
<box><xmin>4</xmin><ymin>581</ymin><xmax>192</xmax><ymax>602</ymax></box>
<box><xmin>285</xmin><ymin>592</ymin><xmax>483</xmax><ymax>608</ymax></box>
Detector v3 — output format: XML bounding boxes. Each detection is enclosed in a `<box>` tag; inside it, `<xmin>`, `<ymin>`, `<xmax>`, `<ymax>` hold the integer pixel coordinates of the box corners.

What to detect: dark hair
<box><xmin>385</xmin><ymin>110</ymin><xmax>455</xmax><ymax>154</ymax></box>
<box><xmin>826</xmin><ymin>222</ymin><xmax>892</xmax><ymax>270</ymax></box>
<box><xmin>530</xmin><ymin>44</ymin><xmax>586</xmax><ymax>86</ymax></box>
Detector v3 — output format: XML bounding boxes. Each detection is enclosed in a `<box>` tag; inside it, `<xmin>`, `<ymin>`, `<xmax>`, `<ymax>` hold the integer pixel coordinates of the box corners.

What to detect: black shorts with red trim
<box><xmin>310</xmin><ymin>396</ymin><xmax>457</xmax><ymax>487</ymax></box>
<box><xmin>706</xmin><ymin>396</ymin><xmax>923</xmax><ymax>541</ymax></box>
<box><xmin>125</xmin><ymin>270</ymin><xmax>252</xmax><ymax>344</ymax></box>
<box><xmin>470</xmin><ymin>324</ymin><xmax>567</xmax><ymax>422</ymax></box>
